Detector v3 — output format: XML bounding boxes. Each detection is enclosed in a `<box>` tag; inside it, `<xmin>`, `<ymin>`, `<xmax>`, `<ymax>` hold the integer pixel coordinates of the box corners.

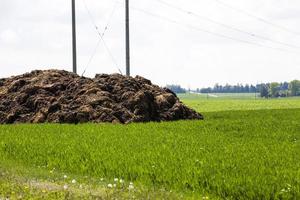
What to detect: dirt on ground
<box><xmin>0</xmin><ymin>70</ymin><xmax>203</xmax><ymax>124</ymax></box>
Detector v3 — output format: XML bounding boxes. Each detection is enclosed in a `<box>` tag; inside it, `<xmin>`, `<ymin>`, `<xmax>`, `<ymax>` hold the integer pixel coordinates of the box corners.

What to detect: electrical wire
<box><xmin>82</xmin><ymin>39</ymin><xmax>102</xmax><ymax>76</ymax></box>
<box><xmin>101</xmin><ymin>0</ymin><xmax>119</xmax><ymax>37</ymax></box>
<box><xmin>129</xmin><ymin>6</ymin><xmax>298</xmax><ymax>55</ymax></box>
<box><xmin>154</xmin><ymin>0</ymin><xmax>300</xmax><ymax>50</ymax></box>
<box><xmin>81</xmin><ymin>0</ymin><xmax>122</xmax><ymax>76</ymax></box>
<box><xmin>214</xmin><ymin>0</ymin><xmax>300</xmax><ymax>36</ymax></box>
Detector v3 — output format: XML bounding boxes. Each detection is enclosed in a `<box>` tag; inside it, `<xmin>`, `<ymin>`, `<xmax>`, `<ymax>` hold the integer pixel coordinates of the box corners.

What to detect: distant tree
<box><xmin>239</xmin><ymin>84</ymin><xmax>244</xmax><ymax>93</ymax></box>
<box><xmin>260</xmin><ymin>84</ymin><xmax>269</xmax><ymax>98</ymax></box>
<box><xmin>196</xmin><ymin>81</ymin><xmax>299</xmax><ymax>98</ymax></box>
<box><xmin>289</xmin><ymin>80</ymin><xmax>300</xmax><ymax>96</ymax></box>
<box><xmin>166</xmin><ymin>85</ymin><xmax>186</xmax><ymax>94</ymax></box>
<box><xmin>213</xmin><ymin>84</ymin><xmax>220</xmax><ymax>93</ymax></box>
<box><xmin>250</xmin><ymin>85</ymin><xmax>257</xmax><ymax>93</ymax></box>
<box><xmin>245</xmin><ymin>84</ymin><xmax>250</xmax><ymax>93</ymax></box>
<box><xmin>200</xmin><ymin>83</ymin><xmax>257</xmax><ymax>93</ymax></box>
<box><xmin>200</xmin><ymin>87</ymin><xmax>212</xmax><ymax>93</ymax></box>
<box><xmin>269</xmin><ymin>82</ymin><xmax>280</xmax><ymax>97</ymax></box>
<box><xmin>281</xmin><ymin>82</ymin><xmax>289</xmax><ymax>90</ymax></box>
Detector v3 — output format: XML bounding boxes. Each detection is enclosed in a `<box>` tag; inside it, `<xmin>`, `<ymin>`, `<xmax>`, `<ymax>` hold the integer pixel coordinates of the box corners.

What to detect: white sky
<box><xmin>1</xmin><ymin>0</ymin><xmax>300</xmax><ymax>88</ymax></box>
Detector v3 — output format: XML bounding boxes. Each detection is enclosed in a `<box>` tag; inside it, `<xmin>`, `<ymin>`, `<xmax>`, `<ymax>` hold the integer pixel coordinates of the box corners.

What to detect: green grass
<box><xmin>179</xmin><ymin>93</ymin><xmax>300</xmax><ymax>112</ymax></box>
<box><xmin>1</xmin><ymin>95</ymin><xmax>300</xmax><ymax>199</ymax></box>
<box><xmin>178</xmin><ymin>93</ymin><xmax>259</xmax><ymax>100</ymax></box>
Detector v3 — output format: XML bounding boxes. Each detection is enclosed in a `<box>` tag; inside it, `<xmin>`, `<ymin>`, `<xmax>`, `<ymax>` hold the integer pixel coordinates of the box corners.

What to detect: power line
<box><xmin>82</xmin><ymin>39</ymin><xmax>101</xmax><ymax>76</ymax></box>
<box><xmin>154</xmin><ymin>0</ymin><xmax>300</xmax><ymax>50</ymax></box>
<box><xmin>81</xmin><ymin>0</ymin><xmax>120</xmax><ymax>76</ymax></box>
<box><xmin>101</xmin><ymin>0</ymin><xmax>119</xmax><ymax>37</ymax></box>
<box><xmin>214</xmin><ymin>0</ymin><xmax>300</xmax><ymax>36</ymax></box>
<box><xmin>81</xmin><ymin>0</ymin><xmax>122</xmax><ymax>75</ymax></box>
<box><xmin>129</xmin><ymin>6</ymin><xmax>298</xmax><ymax>54</ymax></box>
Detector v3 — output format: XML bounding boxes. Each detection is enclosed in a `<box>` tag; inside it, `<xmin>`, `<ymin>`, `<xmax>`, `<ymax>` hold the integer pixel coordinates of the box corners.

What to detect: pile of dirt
<box><xmin>0</xmin><ymin>70</ymin><xmax>203</xmax><ymax>124</ymax></box>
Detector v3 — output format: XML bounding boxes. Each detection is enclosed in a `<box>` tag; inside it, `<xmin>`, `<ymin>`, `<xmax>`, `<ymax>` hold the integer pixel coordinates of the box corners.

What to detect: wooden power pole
<box><xmin>72</xmin><ymin>0</ymin><xmax>77</xmax><ymax>74</ymax></box>
<box><xmin>125</xmin><ymin>0</ymin><xmax>130</xmax><ymax>76</ymax></box>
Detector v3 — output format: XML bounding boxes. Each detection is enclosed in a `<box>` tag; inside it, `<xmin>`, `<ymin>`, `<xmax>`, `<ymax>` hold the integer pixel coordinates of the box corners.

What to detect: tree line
<box><xmin>167</xmin><ymin>80</ymin><xmax>300</xmax><ymax>97</ymax></box>
<box><xmin>197</xmin><ymin>84</ymin><xmax>257</xmax><ymax>94</ymax></box>
<box><xmin>259</xmin><ymin>80</ymin><xmax>300</xmax><ymax>98</ymax></box>
<box><xmin>166</xmin><ymin>85</ymin><xmax>187</xmax><ymax>94</ymax></box>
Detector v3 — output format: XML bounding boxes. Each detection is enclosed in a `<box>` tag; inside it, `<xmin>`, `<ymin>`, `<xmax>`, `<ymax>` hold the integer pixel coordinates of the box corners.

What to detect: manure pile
<box><xmin>0</xmin><ymin>70</ymin><xmax>203</xmax><ymax>124</ymax></box>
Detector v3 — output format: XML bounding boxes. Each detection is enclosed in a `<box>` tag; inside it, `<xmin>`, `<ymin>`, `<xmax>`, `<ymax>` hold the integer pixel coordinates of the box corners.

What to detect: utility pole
<box><xmin>72</xmin><ymin>0</ymin><xmax>77</xmax><ymax>74</ymax></box>
<box><xmin>125</xmin><ymin>0</ymin><xmax>130</xmax><ymax>76</ymax></box>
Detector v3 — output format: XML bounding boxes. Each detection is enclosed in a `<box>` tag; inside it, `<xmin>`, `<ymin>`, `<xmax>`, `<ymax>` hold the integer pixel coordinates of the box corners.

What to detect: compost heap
<box><xmin>0</xmin><ymin>70</ymin><xmax>203</xmax><ymax>124</ymax></box>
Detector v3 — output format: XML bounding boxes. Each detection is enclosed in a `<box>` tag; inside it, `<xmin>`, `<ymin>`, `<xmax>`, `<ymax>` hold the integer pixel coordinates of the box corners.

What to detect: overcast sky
<box><xmin>1</xmin><ymin>0</ymin><xmax>300</xmax><ymax>88</ymax></box>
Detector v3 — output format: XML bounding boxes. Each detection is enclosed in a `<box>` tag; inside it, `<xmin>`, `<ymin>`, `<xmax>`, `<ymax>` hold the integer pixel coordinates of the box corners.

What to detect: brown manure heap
<box><xmin>0</xmin><ymin>70</ymin><xmax>203</xmax><ymax>124</ymax></box>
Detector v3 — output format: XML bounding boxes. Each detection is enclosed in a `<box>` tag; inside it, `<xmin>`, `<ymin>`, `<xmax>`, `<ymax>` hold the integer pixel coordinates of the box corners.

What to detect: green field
<box><xmin>179</xmin><ymin>93</ymin><xmax>300</xmax><ymax>112</ymax></box>
<box><xmin>178</xmin><ymin>93</ymin><xmax>259</xmax><ymax>100</ymax></box>
<box><xmin>1</xmin><ymin>94</ymin><xmax>300</xmax><ymax>199</ymax></box>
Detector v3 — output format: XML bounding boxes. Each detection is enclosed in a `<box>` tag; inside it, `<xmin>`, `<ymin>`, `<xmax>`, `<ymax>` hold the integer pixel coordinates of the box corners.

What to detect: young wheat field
<box><xmin>0</xmin><ymin>94</ymin><xmax>300</xmax><ymax>199</ymax></box>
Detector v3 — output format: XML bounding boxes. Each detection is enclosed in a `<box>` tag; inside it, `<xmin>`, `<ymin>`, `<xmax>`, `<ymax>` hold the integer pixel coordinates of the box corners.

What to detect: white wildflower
<box><xmin>113</xmin><ymin>184</ymin><xmax>117</xmax><ymax>188</ymax></box>
<box><xmin>71</xmin><ymin>179</ymin><xmax>76</xmax><ymax>184</ymax></box>
<box><xmin>281</xmin><ymin>189</ymin><xmax>287</xmax><ymax>193</ymax></box>
<box><xmin>63</xmin><ymin>175</ymin><xmax>67</xmax><ymax>179</ymax></box>
<box><xmin>114</xmin><ymin>178</ymin><xmax>118</xmax><ymax>182</ymax></box>
<box><xmin>128</xmin><ymin>184</ymin><xmax>134</xmax><ymax>190</ymax></box>
<box><xmin>119</xmin><ymin>179</ymin><xmax>124</xmax><ymax>183</ymax></box>
<box><xmin>63</xmin><ymin>185</ymin><xmax>68</xmax><ymax>190</ymax></box>
<box><xmin>107</xmin><ymin>184</ymin><xmax>113</xmax><ymax>188</ymax></box>
<box><xmin>100</xmin><ymin>178</ymin><xmax>104</xmax><ymax>181</ymax></box>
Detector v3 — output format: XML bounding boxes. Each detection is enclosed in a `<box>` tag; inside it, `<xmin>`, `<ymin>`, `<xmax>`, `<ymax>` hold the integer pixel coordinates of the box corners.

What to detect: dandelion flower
<box><xmin>128</xmin><ymin>184</ymin><xmax>134</xmax><ymax>190</ymax></box>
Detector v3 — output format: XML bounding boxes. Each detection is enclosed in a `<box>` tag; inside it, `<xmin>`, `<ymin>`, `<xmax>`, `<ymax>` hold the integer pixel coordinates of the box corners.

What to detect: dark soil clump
<box><xmin>0</xmin><ymin>70</ymin><xmax>203</xmax><ymax>124</ymax></box>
